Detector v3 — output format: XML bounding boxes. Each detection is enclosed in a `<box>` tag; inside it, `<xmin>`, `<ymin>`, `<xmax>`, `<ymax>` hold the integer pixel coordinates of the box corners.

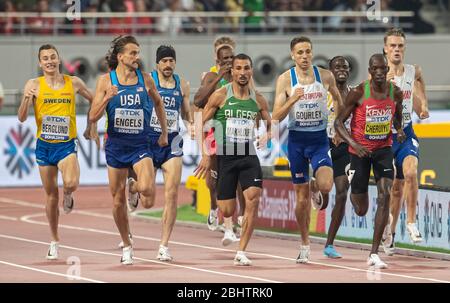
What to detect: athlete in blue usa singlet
<box><xmin>105</xmin><ymin>68</ymin><xmax>154</xmax><ymax>168</ymax></box>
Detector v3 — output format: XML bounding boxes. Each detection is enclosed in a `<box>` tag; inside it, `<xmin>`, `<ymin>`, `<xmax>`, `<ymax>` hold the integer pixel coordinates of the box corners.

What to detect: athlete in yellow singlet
<box><xmin>17</xmin><ymin>44</ymin><xmax>98</xmax><ymax>260</ymax></box>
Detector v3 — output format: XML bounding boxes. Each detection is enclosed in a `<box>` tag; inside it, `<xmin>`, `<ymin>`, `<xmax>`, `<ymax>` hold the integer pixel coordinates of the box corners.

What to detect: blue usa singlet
<box><xmin>149</xmin><ymin>70</ymin><xmax>183</xmax><ymax>135</ymax></box>
<box><xmin>105</xmin><ymin>69</ymin><xmax>152</xmax><ymax>144</ymax></box>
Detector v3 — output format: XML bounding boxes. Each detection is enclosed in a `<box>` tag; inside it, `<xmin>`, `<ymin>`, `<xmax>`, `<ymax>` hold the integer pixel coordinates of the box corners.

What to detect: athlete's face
<box><xmin>118</xmin><ymin>43</ymin><xmax>140</xmax><ymax>70</ymax></box>
<box><xmin>157</xmin><ymin>57</ymin><xmax>176</xmax><ymax>78</ymax></box>
<box><xmin>39</xmin><ymin>49</ymin><xmax>60</xmax><ymax>73</ymax></box>
<box><xmin>330</xmin><ymin>58</ymin><xmax>350</xmax><ymax>84</ymax></box>
<box><xmin>369</xmin><ymin>57</ymin><xmax>389</xmax><ymax>86</ymax></box>
<box><xmin>291</xmin><ymin>42</ymin><xmax>313</xmax><ymax>70</ymax></box>
<box><xmin>384</xmin><ymin>35</ymin><xmax>405</xmax><ymax>65</ymax></box>
<box><xmin>217</xmin><ymin>48</ymin><xmax>234</xmax><ymax>68</ymax></box>
<box><xmin>232</xmin><ymin>59</ymin><xmax>252</xmax><ymax>87</ymax></box>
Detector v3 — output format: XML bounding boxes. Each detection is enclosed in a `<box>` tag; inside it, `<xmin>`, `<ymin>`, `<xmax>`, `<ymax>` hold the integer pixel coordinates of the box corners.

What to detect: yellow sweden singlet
<box><xmin>34</xmin><ymin>75</ymin><xmax>77</xmax><ymax>143</ymax></box>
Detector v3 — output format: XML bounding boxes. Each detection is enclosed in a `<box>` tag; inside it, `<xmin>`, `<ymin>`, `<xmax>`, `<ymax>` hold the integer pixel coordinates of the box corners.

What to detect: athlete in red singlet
<box><xmin>334</xmin><ymin>54</ymin><xmax>405</xmax><ymax>269</ymax></box>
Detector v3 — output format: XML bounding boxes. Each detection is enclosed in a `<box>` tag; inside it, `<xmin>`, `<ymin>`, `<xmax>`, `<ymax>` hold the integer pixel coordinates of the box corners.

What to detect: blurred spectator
<box><xmin>288</xmin><ymin>0</ymin><xmax>311</xmax><ymax>33</ymax></box>
<box><xmin>0</xmin><ymin>1</ymin><xmax>20</xmax><ymax>35</ymax></box>
<box><xmin>156</xmin><ymin>0</ymin><xmax>183</xmax><ymax>35</ymax></box>
<box><xmin>265</xmin><ymin>0</ymin><xmax>289</xmax><ymax>33</ymax></box>
<box><xmin>244</xmin><ymin>0</ymin><xmax>265</xmax><ymax>33</ymax></box>
<box><xmin>26</xmin><ymin>0</ymin><xmax>55</xmax><ymax>35</ymax></box>
<box><xmin>225</xmin><ymin>0</ymin><xmax>243</xmax><ymax>32</ymax></box>
<box><xmin>108</xmin><ymin>0</ymin><xmax>133</xmax><ymax>35</ymax></box>
<box><xmin>134</xmin><ymin>0</ymin><xmax>153</xmax><ymax>34</ymax></box>
<box><xmin>390</xmin><ymin>0</ymin><xmax>435</xmax><ymax>33</ymax></box>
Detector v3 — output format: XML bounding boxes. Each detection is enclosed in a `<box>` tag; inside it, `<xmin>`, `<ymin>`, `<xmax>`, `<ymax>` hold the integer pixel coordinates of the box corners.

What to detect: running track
<box><xmin>0</xmin><ymin>186</ymin><xmax>448</xmax><ymax>283</ymax></box>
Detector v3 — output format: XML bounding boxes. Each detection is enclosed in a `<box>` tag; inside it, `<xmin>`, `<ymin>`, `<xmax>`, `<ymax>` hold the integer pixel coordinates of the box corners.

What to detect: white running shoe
<box><xmin>63</xmin><ymin>193</ymin><xmax>74</xmax><ymax>214</ymax></box>
<box><xmin>407</xmin><ymin>223</ymin><xmax>423</xmax><ymax>243</ymax></box>
<box><xmin>121</xmin><ymin>246</ymin><xmax>133</xmax><ymax>265</ymax></box>
<box><xmin>222</xmin><ymin>229</ymin><xmax>239</xmax><ymax>246</ymax></box>
<box><xmin>296</xmin><ymin>245</ymin><xmax>310</xmax><ymax>264</ymax></box>
<box><xmin>311</xmin><ymin>190</ymin><xmax>323</xmax><ymax>210</ymax></box>
<box><xmin>234</xmin><ymin>251</ymin><xmax>252</xmax><ymax>266</ymax></box>
<box><xmin>207</xmin><ymin>208</ymin><xmax>219</xmax><ymax>231</ymax></box>
<box><xmin>46</xmin><ymin>241</ymin><xmax>59</xmax><ymax>260</ymax></box>
<box><xmin>118</xmin><ymin>233</ymin><xmax>134</xmax><ymax>249</ymax></box>
<box><xmin>127</xmin><ymin>178</ymin><xmax>139</xmax><ymax>212</ymax></box>
<box><xmin>157</xmin><ymin>245</ymin><xmax>173</xmax><ymax>262</ymax></box>
<box><xmin>367</xmin><ymin>253</ymin><xmax>388</xmax><ymax>269</ymax></box>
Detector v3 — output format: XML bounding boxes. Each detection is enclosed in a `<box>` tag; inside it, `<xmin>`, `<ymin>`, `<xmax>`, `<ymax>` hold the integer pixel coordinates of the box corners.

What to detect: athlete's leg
<box><xmin>325</xmin><ymin>175</ymin><xmax>349</xmax><ymax>247</ymax></box>
<box><xmin>237</xmin><ymin>182</ymin><xmax>246</xmax><ymax>217</ymax></box>
<box><xmin>108</xmin><ymin>166</ymin><xmax>132</xmax><ymax>247</ymax></box>
<box><xmin>348</xmin><ymin>154</ymin><xmax>370</xmax><ymax>217</ymax></box>
<box><xmin>372</xmin><ymin>177</ymin><xmax>393</xmax><ymax>254</ymax></box>
<box><xmin>206</xmin><ymin>154</ymin><xmax>218</xmax><ymax>210</ymax></box>
<box><xmin>402</xmin><ymin>155</ymin><xmax>419</xmax><ymax>224</ymax></box>
<box><xmin>57</xmin><ymin>153</ymin><xmax>80</xmax><ymax>195</ymax></box>
<box><xmin>294</xmin><ymin>183</ymin><xmax>311</xmax><ymax>245</ymax></box>
<box><xmin>38</xmin><ymin>166</ymin><xmax>60</xmax><ymax>242</ymax></box>
<box><xmin>311</xmin><ymin>166</ymin><xmax>334</xmax><ymax>209</ymax></box>
<box><xmin>160</xmin><ymin>157</ymin><xmax>182</xmax><ymax>247</ymax></box>
<box><xmin>238</xmin><ymin>186</ymin><xmax>261</xmax><ymax>252</ymax></box>
<box><xmin>131</xmin><ymin>158</ymin><xmax>156</xmax><ymax>209</ymax></box>
<box><xmin>389</xmin><ymin>178</ymin><xmax>405</xmax><ymax>233</ymax></box>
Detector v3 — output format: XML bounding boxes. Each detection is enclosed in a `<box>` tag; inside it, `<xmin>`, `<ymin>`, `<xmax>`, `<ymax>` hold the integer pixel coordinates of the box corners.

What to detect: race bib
<box><xmin>150</xmin><ymin>108</ymin><xmax>178</xmax><ymax>133</ymax></box>
<box><xmin>364</xmin><ymin>106</ymin><xmax>392</xmax><ymax>140</ymax></box>
<box><xmin>294</xmin><ymin>102</ymin><xmax>323</xmax><ymax>127</ymax></box>
<box><xmin>226</xmin><ymin>118</ymin><xmax>255</xmax><ymax>143</ymax></box>
<box><xmin>114</xmin><ymin>108</ymin><xmax>144</xmax><ymax>134</ymax></box>
<box><xmin>41</xmin><ymin>115</ymin><xmax>70</xmax><ymax>140</ymax></box>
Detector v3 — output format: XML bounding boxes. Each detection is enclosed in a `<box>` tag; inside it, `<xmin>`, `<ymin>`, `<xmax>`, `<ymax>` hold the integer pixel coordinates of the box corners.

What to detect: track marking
<box><xmin>0</xmin><ymin>215</ymin><xmax>17</xmax><ymax>221</ymax></box>
<box><xmin>18</xmin><ymin>212</ymin><xmax>450</xmax><ymax>283</ymax></box>
<box><xmin>2</xmin><ymin>197</ymin><xmax>449</xmax><ymax>283</ymax></box>
<box><xmin>0</xmin><ymin>260</ymin><xmax>105</xmax><ymax>283</ymax></box>
<box><xmin>0</xmin><ymin>234</ymin><xmax>281</xmax><ymax>283</ymax></box>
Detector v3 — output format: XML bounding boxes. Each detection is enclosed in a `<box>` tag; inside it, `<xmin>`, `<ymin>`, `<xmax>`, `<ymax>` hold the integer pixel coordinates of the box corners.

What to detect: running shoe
<box><xmin>296</xmin><ymin>245</ymin><xmax>310</xmax><ymax>264</ymax></box>
<box><xmin>367</xmin><ymin>253</ymin><xmax>387</xmax><ymax>269</ymax></box>
<box><xmin>46</xmin><ymin>241</ymin><xmax>59</xmax><ymax>260</ymax></box>
<box><xmin>406</xmin><ymin>223</ymin><xmax>423</xmax><ymax>243</ymax></box>
<box><xmin>127</xmin><ymin>177</ymin><xmax>139</xmax><ymax>212</ymax></box>
<box><xmin>222</xmin><ymin>229</ymin><xmax>239</xmax><ymax>246</ymax></box>
<box><xmin>234</xmin><ymin>251</ymin><xmax>252</xmax><ymax>266</ymax></box>
<box><xmin>63</xmin><ymin>193</ymin><xmax>74</xmax><ymax>214</ymax></box>
<box><xmin>323</xmin><ymin>245</ymin><xmax>342</xmax><ymax>258</ymax></box>
<box><xmin>121</xmin><ymin>246</ymin><xmax>133</xmax><ymax>265</ymax></box>
<box><xmin>207</xmin><ymin>208</ymin><xmax>219</xmax><ymax>231</ymax></box>
<box><xmin>157</xmin><ymin>245</ymin><xmax>173</xmax><ymax>262</ymax></box>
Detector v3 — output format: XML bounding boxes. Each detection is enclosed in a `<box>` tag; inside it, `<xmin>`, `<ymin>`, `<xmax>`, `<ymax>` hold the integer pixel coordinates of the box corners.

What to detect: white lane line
<box><xmin>19</xmin><ymin>212</ymin><xmax>450</xmax><ymax>283</ymax></box>
<box><xmin>2</xmin><ymin>197</ymin><xmax>449</xmax><ymax>283</ymax></box>
<box><xmin>0</xmin><ymin>234</ymin><xmax>281</xmax><ymax>283</ymax></box>
<box><xmin>0</xmin><ymin>215</ymin><xmax>17</xmax><ymax>221</ymax></box>
<box><xmin>0</xmin><ymin>260</ymin><xmax>105</xmax><ymax>283</ymax></box>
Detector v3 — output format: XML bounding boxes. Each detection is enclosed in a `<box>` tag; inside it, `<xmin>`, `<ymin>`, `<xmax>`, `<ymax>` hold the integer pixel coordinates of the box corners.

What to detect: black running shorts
<box><xmin>330</xmin><ymin>140</ymin><xmax>351</xmax><ymax>179</ymax></box>
<box><xmin>216</xmin><ymin>155</ymin><xmax>263</xmax><ymax>200</ymax></box>
<box><xmin>348</xmin><ymin>146</ymin><xmax>394</xmax><ymax>194</ymax></box>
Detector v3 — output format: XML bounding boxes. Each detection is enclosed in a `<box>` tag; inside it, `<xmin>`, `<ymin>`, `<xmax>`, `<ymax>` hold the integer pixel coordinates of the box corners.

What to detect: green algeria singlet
<box><xmin>213</xmin><ymin>83</ymin><xmax>260</xmax><ymax>155</ymax></box>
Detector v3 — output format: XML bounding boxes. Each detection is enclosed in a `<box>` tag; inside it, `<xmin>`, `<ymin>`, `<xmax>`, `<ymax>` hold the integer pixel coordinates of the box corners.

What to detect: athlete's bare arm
<box><xmin>193</xmin><ymin>71</ymin><xmax>223</xmax><ymax>108</ymax></box>
<box><xmin>256</xmin><ymin>92</ymin><xmax>272</xmax><ymax>148</ymax></box>
<box><xmin>89</xmin><ymin>74</ymin><xmax>117</xmax><ymax>123</ymax></box>
<box><xmin>194</xmin><ymin>87</ymin><xmax>226</xmax><ymax>179</ymax></box>
<box><xmin>180</xmin><ymin>78</ymin><xmax>194</xmax><ymax>139</ymax></box>
<box><xmin>322</xmin><ymin>69</ymin><xmax>344</xmax><ymax>111</ymax></box>
<box><xmin>335</xmin><ymin>83</ymin><xmax>370</xmax><ymax>157</ymax></box>
<box><xmin>393</xmin><ymin>84</ymin><xmax>406</xmax><ymax>143</ymax></box>
<box><xmin>18</xmin><ymin>79</ymin><xmax>39</xmax><ymax>122</ymax></box>
<box><xmin>272</xmin><ymin>71</ymin><xmax>304</xmax><ymax>122</ymax></box>
<box><xmin>72</xmin><ymin>76</ymin><xmax>99</xmax><ymax>147</ymax></box>
<box><xmin>412</xmin><ymin>65</ymin><xmax>429</xmax><ymax>119</ymax></box>
<box><xmin>144</xmin><ymin>73</ymin><xmax>168</xmax><ymax>147</ymax></box>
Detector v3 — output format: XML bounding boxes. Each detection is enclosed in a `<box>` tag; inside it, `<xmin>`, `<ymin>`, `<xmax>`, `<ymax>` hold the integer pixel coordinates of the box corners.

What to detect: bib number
<box><xmin>113</xmin><ymin>108</ymin><xmax>144</xmax><ymax>134</ymax></box>
<box><xmin>226</xmin><ymin>118</ymin><xmax>254</xmax><ymax>143</ymax></box>
<box><xmin>41</xmin><ymin>115</ymin><xmax>70</xmax><ymax>140</ymax></box>
<box><xmin>150</xmin><ymin>108</ymin><xmax>178</xmax><ymax>133</ymax></box>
